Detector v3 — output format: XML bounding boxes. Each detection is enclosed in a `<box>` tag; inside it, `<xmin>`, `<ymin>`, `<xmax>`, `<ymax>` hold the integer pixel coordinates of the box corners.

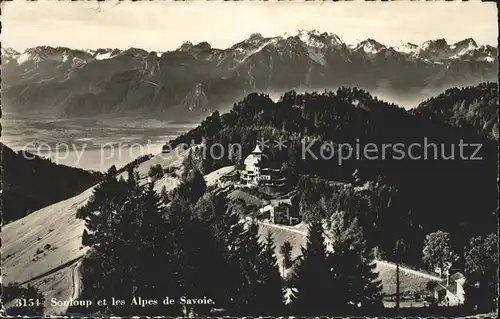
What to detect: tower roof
<box><xmin>252</xmin><ymin>144</ymin><xmax>263</xmax><ymax>154</ymax></box>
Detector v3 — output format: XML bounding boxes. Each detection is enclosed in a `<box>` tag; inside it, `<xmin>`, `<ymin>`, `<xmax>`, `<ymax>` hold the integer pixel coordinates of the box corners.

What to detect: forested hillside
<box><xmin>0</xmin><ymin>143</ymin><xmax>102</xmax><ymax>223</ymax></box>
<box><xmin>171</xmin><ymin>84</ymin><xmax>497</xmax><ymax>267</ymax></box>
<box><xmin>412</xmin><ymin>82</ymin><xmax>498</xmax><ymax>139</ymax></box>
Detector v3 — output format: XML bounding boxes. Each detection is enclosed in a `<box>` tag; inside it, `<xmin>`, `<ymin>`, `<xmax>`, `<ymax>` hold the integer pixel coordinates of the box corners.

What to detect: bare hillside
<box><xmin>1</xmin><ymin>146</ymin><xmax>193</xmax><ymax>315</ymax></box>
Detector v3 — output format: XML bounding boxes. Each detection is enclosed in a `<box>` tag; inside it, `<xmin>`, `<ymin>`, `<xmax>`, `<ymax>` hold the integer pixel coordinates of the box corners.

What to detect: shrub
<box><xmin>148</xmin><ymin>164</ymin><xmax>164</xmax><ymax>181</ymax></box>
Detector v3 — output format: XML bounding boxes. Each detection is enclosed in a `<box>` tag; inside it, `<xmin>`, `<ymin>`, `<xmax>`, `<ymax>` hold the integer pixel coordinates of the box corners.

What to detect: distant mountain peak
<box><xmin>424</xmin><ymin>38</ymin><xmax>448</xmax><ymax>47</ymax></box>
<box><xmin>195</xmin><ymin>42</ymin><xmax>212</xmax><ymax>51</ymax></box>
<box><xmin>355</xmin><ymin>38</ymin><xmax>386</xmax><ymax>54</ymax></box>
<box><xmin>1</xmin><ymin>47</ymin><xmax>20</xmax><ymax>56</ymax></box>
<box><xmin>453</xmin><ymin>38</ymin><xmax>477</xmax><ymax>48</ymax></box>
<box><xmin>286</xmin><ymin>29</ymin><xmax>344</xmax><ymax>47</ymax></box>
<box><xmin>393</xmin><ymin>42</ymin><xmax>419</xmax><ymax>55</ymax></box>
<box><xmin>248</xmin><ymin>33</ymin><xmax>264</xmax><ymax>41</ymax></box>
<box><xmin>178</xmin><ymin>41</ymin><xmax>194</xmax><ymax>52</ymax></box>
<box><xmin>177</xmin><ymin>41</ymin><xmax>212</xmax><ymax>53</ymax></box>
<box><xmin>450</xmin><ymin>38</ymin><xmax>478</xmax><ymax>53</ymax></box>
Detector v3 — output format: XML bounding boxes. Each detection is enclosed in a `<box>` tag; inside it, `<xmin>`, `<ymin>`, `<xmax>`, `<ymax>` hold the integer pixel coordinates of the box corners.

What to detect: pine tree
<box><xmin>127</xmin><ymin>166</ymin><xmax>136</xmax><ymax>187</ymax></box>
<box><xmin>127</xmin><ymin>185</ymin><xmax>179</xmax><ymax>309</ymax></box>
<box><xmin>280</xmin><ymin>241</ymin><xmax>294</xmax><ymax>271</ymax></box>
<box><xmin>166</xmin><ymin>191</ymin><xmax>246</xmax><ymax>317</ymax></box>
<box><xmin>237</xmin><ymin>222</ymin><xmax>264</xmax><ymax>315</ymax></box>
<box><xmin>291</xmin><ymin>218</ymin><xmax>335</xmax><ymax>315</ymax></box>
<box><xmin>78</xmin><ymin>173</ymin><xmax>183</xmax><ymax>316</ymax></box>
<box><xmin>189</xmin><ymin>191</ymin><xmax>247</xmax><ymax>315</ymax></box>
<box><xmin>78</xmin><ymin>174</ymin><xmax>135</xmax><ymax>315</ymax></box>
<box><xmin>256</xmin><ymin>231</ymin><xmax>285</xmax><ymax>315</ymax></box>
<box><xmin>148</xmin><ymin>164</ymin><xmax>164</xmax><ymax>182</ymax></box>
<box><xmin>177</xmin><ymin>168</ymin><xmax>207</xmax><ymax>205</ymax></box>
<box><xmin>193</xmin><ymin>191</ymin><xmax>246</xmax><ymax>255</ymax></box>
<box><xmin>329</xmin><ymin>213</ymin><xmax>383</xmax><ymax>311</ymax></box>
<box><xmin>107</xmin><ymin>165</ymin><xmax>117</xmax><ymax>176</ymax></box>
<box><xmin>181</xmin><ymin>150</ymin><xmax>196</xmax><ymax>179</ymax></box>
<box><xmin>76</xmin><ymin>169</ymin><xmax>128</xmax><ymax>220</ymax></box>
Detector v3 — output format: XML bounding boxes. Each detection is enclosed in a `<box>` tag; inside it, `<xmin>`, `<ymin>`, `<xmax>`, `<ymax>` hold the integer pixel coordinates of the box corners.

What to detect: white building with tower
<box><xmin>240</xmin><ymin>144</ymin><xmax>263</xmax><ymax>187</ymax></box>
<box><xmin>238</xmin><ymin>143</ymin><xmax>288</xmax><ymax>191</ymax></box>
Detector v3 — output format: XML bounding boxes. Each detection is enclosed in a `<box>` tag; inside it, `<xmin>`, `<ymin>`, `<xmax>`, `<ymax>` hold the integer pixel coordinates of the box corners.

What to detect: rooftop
<box><xmin>435</xmin><ymin>281</ymin><xmax>459</xmax><ymax>295</ymax></box>
<box><xmin>270</xmin><ymin>198</ymin><xmax>293</xmax><ymax>206</ymax></box>
<box><xmin>434</xmin><ymin>272</ymin><xmax>465</xmax><ymax>295</ymax></box>
<box><xmin>251</xmin><ymin>144</ymin><xmax>263</xmax><ymax>154</ymax></box>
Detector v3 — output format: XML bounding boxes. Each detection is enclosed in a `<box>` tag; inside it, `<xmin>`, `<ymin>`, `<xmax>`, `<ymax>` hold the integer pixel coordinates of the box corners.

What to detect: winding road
<box><xmin>18</xmin><ymin>256</ymin><xmax>84</xmax><ymax>310</ymax></box>
<box><xmin>70</xmin><ymin>260</ymin><xmax>83</xmax><ymax>302</ymax></box>
<box><xmin>18</xmin><ymin>256</ymin><xmax>83</xmax><ymax>286</ymax></box>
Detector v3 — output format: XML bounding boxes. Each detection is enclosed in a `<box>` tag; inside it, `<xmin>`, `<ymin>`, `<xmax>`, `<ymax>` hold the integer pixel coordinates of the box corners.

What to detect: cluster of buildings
<box><xmin>217</xmin><ymin>144</ymin><xmax>300</xmax><ymax>225</ymax></box>
<box><xmin>217</xmin><ymin>143</ymin><xmax>470</xmax><ymax>308</ymax></box>
<box><xmin>220</xmin><ymin>144</ymin><xmax>470</xmax><ymax>308</ymax></box>
<box><xmin>240</xmin><ymin>144</ymin><xmax>300</xmax><ymax>225</ymax></box>
<box><xmin>258</xmin><ymin>198</ymin><xmax>301</xmax><ymax>225</ymax></box>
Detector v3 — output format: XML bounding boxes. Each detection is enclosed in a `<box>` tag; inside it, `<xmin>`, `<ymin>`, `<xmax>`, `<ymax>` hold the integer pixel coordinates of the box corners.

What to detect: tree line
<box><xmin>68</xmin><ymin>162</ymin><xmax>384</xmax><ymax>316</ymax></box>
<box><xmin>0</xmin><ymin>142</ymin><xmax>102</xmax><ymax>224</ymax></box>
<box><xmin>170</xmin><ymin>85</ymin><xmax>497</xmax><ymax>275</ymax></box>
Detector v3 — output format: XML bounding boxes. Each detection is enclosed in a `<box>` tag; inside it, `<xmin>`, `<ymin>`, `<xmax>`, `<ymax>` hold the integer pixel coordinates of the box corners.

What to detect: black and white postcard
<box><xmin>1</xmin><ymin>1</ymin><xmax>498</xmax><ymax>317</ymax></box>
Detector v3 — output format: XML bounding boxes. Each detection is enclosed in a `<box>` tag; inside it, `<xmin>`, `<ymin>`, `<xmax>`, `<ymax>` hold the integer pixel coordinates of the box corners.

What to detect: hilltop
<box><xmin>412</xmin><ymin>82</ymin><xmax>498</xmax><ymax>139</ymax></box>
<box><xmin>0</xmin><ymin>143</ymin><xmax>102</xmax><ymax>224</ymax></box>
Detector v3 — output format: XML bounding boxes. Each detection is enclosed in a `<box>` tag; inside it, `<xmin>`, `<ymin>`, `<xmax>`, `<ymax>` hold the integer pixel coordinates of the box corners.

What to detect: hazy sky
<box><xmin>1</xmin><ymin>0</ymin><xmax>497</xmax><ymax>52</ymax></box>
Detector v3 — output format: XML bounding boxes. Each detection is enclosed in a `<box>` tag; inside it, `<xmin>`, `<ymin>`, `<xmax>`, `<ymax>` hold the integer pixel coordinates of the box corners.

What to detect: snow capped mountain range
<box><xmin>1</xmin><ymin>30</ymin><xmax>497</xmax><ymax>120</ymax></box>
<box><xmin>352</xmin><ymin>37</ymin><xmax>496</xmax><ymax>63</ymax></box>
<box><xmin>2</xmin><ymin>47</ymin><xmax>117</xmax><ymax>65</ymax></box>
<box><xmin>3</xmin><ymin>31</ymin><xmax>494</xmax><ymax>68</ymax></box>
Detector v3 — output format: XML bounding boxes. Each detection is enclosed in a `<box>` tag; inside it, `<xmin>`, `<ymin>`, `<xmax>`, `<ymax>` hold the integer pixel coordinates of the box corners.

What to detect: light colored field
<box><xmin>258</xmin><ymin>222</ymin><xmax>306</xmax><ymax>262</ymax></box>
<box><xmin>376</xmin><ymin>261</ymin><xmax>438</xmax><ymax>295</ymax></box>
<box><xmin>1</xmin><ymin>187</ymin><xmax>92</xmax><ymax>295</ymax></box>
<box><xmin>257</xmin><ymin>222</ymin><xmax>436</xmax><ymax>296</ymax></box>
<box><xmin>204</xmin><ymin>165</ymin><xmax>235</xmax><ymax>187</ymax></box>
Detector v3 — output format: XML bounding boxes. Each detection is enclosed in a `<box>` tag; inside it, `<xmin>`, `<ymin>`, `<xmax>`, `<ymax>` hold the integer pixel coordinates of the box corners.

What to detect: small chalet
<box><xmin>259</xmin><ymin>197</ymin><xmax>301</xmax><ymax>225</ymax></box>
<box><xmin>433</xmin><ymin>272</ymin><xmax>466</xmax><ymax>306</ymax></box>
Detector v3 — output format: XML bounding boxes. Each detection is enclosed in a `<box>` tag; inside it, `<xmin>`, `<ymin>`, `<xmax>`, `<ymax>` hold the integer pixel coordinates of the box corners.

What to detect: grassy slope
<box><xmin>257</xmin><ymin>222</ymin><xmax>435</xmax><ymax>296</ymax></box>
<box><xmin>228</xmin><ymin>188</ymin><xmax>268</xmax><ymax>207</ymax></box>
<box><xmin>1</xmin><ymin>146</ymin><xmax>192</xmax><ymax>315</ymax></box>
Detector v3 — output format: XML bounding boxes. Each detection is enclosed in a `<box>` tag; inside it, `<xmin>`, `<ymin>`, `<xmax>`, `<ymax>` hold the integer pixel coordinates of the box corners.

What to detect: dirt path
<box><xmin>70</xmin><ymin>260</ymin><xmax>83</xmax><ymax>302</ymax></box>
<box><xmin>18</xmin><ymin>256</ymin><xmax>83</xmax><ymax>286</ymax></box>
<box><xmin>376</xmin><ymin>260</ymin><xmax>441</xmax><ymax>281</ymax></box>
<box><xmin>259</xmin><ymin>221</ymin><xmax>307</xmax><ymax>235</ymax></box>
